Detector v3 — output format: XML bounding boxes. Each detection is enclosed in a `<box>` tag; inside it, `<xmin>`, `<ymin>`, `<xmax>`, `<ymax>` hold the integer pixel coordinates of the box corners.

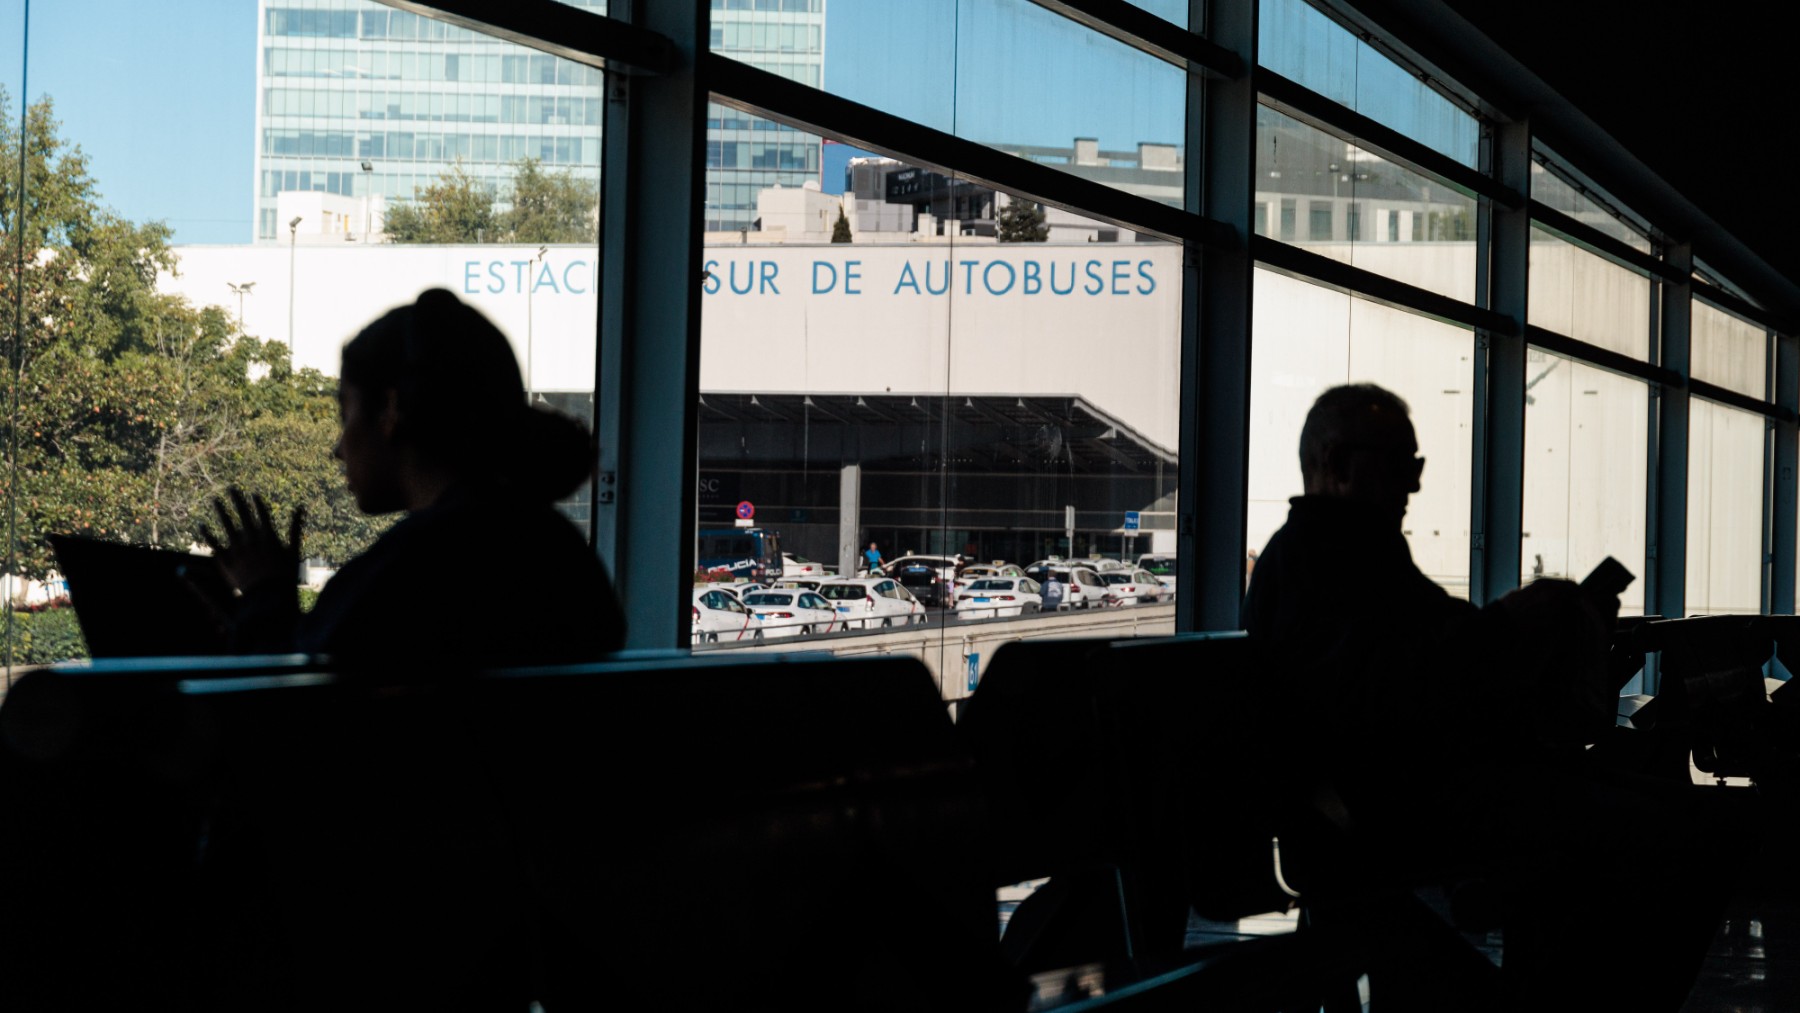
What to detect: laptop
<box><xmin>49</xmin><ymin>534</ymin><xmax>234</xmax><ymax>658</ymax></box>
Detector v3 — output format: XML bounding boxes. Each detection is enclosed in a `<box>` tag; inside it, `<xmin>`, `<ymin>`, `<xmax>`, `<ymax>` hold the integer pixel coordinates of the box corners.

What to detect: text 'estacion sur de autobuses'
<box><xmin>700</xmin><ymin>257</ymin><xmax>1161</xmax><ymax>297</ymax></box>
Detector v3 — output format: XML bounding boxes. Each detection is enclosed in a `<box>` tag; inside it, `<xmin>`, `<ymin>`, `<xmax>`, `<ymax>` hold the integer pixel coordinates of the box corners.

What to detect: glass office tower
<box><xmin>253</xmin><ymin>0</ymin><xmax>824</xmax><ymax>241</ymax></box>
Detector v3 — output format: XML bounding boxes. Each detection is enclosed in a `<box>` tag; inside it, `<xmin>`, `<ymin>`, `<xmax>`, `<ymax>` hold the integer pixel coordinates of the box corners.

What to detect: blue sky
<box><xmin>0</xmin><ymin>0</ymin><xmax>256</xmax><ymax>244</ymax></box>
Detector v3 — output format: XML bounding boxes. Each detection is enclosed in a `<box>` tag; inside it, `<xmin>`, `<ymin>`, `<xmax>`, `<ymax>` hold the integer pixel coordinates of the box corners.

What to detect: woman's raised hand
<box><xmin>199</xmin><ymin>488</ymin><xmax>307</xmax><ymax>594</ymax></box>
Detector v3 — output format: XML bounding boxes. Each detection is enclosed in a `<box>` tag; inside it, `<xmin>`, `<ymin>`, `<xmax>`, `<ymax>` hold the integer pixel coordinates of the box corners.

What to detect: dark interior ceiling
<box><xmin>1364</xmin><ymin>0</ymin><xmax>1800</xmax><ymax>319</ymax></box>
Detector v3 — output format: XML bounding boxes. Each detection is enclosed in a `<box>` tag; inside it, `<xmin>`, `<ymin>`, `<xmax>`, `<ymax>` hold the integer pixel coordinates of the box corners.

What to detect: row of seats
<box><xmin>10</xmin><ymin>619</ymin><xmax>1769</xmax><ymax>1011</ymax></box>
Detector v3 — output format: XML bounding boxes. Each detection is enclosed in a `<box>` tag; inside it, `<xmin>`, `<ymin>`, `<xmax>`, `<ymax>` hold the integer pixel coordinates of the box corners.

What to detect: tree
<box><xmin>996</xmin><ymin>195</ymin><xmax>1049</xmax><ymax>242</ymax></box>
<box><xmin>501</xmin><ymin>157</ymin><xmax>598</xmax><ymax>244</ymax></box>
<box><xmin>382</xmin><ymin>158</ymin><xmax>496</xmax><ymax>244</ymax></box>
<box><xmin>0</xmin><ymin>89</ymin><xmax>388</xmax><ymax>581</ymax></box>
<box><xmin>830</xmin><ymin>205</ymin><xmax>852</xmax><ymax>243</ymax></box>
<box><xmin>385</xmin><ymin>157</ymin><xmax>597</xmax><ymax>245</ymax></box>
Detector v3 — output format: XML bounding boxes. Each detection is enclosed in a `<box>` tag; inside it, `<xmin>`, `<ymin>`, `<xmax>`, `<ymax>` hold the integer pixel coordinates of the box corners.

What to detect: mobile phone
<box><xmin>1580</xmin><ymin>556</ymin><xmax>1634</xmax><ymax>599</ymax></box>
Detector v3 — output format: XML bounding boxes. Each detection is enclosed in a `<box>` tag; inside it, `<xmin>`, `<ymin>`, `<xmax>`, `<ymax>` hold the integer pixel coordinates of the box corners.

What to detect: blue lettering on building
<box><xmin>690</xmin><ymin>257</ymin><xmax>1163</xmax><ymax>297</ymax></box>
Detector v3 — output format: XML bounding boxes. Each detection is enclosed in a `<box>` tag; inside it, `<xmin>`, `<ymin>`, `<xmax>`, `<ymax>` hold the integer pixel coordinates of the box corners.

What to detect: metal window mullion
<box><xmin>379</xmin><ymin>0</ymin><xmax>676</xmax><ymax>75</ymax></box>
<box><xmin>1183</xmin><ymin>0</ymin><xmax>1255</xmax><ymax>633</ymax></box>
<box><xmin>1473</xmin><ymin>117</ymin><xmax>1529</xmax><ymax>606</ymax></box>
<box><xmin>1024</xmin><ymin>0</ymin><xmax>1242</xmax><ymax>77</ymax></box>
<box><xmin>1693</xmin><ymin>280</ymin><xmax>1795</xmax><ymax>336</ymax></box>
<box><xmin>593</xmin><ymin>0</ymin><xmax>708</xmax><ymax>648</ymax></box>
<box><xmin>1653</xmin><ymin>243</ymin><xmax>1694</xmax><ymax>649</ymax></box>
<box><xmin>1773</xmin><ymin>330</ymin><xmax>1798</xmax><ymax>615</ymax></box>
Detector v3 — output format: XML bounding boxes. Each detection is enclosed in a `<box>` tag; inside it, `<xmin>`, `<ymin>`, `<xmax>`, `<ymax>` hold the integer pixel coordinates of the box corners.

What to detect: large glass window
<box><xmin>1248</xmin><ymin>268</ymin><xmax>1474</xmax><ymax>597</ymax></box>
<box><xmin>1520</xmin><ymin>352</ymin><xmax>1648</xmax><ymax>615</ymax></box>
<box><xmin>2</xmin><ymin>1</ymin><xmax>603</xmax><ymax>674</ymax></box>
<box><xmin>1530</xmin><ymin>151</ymin><xmax>1651</xmax><ymax>255</ymax></box>
<box><xmin>1257</xmin><ymin>105</ymin><xmax>1477</xmax><ymax>303</ymax></box>
<box><xmin>1527</xmin><ymin>227</ymin><xmax>1651</xmax><ymax>359</ymax></box>
<box><xmin>1691</xmin><ymin>300</ymin><xmax>1768</xmax><ymax>401</ymax></box>
<box><xmin>1258</xmin><ymin>0</ymin><xmax>1478</xmax><ymax>168</ymax></box>
<box><xmin>1686</xmin><ymin>400</ymin><xmax>1767</xmax><ymax>615</ymax></box>
<box><xmin>695</xmin><ymin>112</ymin><xmax>1183</xmax><ymax>686</ymax></box>
<box><xmin>751</xmin><ymin>0</ymin><xmax>1187</xmax><ymax>207</ymax></box>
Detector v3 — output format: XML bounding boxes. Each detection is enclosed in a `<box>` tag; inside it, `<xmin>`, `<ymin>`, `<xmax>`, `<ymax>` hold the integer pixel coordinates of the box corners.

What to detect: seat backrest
<box><xmin>1</xmin><ymin>652</ymin><xmax>1021</xmax><ymax>1013</ymax></box>
<box><xmin>1101</xmin><ymin>634</ymin><xmax>1298</xmax><ymax>923</ymax></box>
<box><xmin>955</xmin><ymin>637</ymin><xmax>1121</xmax><ymax>884</ymax></box>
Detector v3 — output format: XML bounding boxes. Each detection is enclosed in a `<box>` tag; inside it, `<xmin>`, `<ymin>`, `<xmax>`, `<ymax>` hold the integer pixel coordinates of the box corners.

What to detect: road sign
<box><xmin>966</xmin><ymin>653</ymin><xmax>980</xmax><ymax>693</ymax></box>
<box><xmin>736</xmin><ymin>500</ymin><xmax>756</xmax><ymax>520</ymax></box>
<box><xmin>1124</xmin><ymin>511</ymin><xmax>1140</xmax><ymax>532</ymax></box>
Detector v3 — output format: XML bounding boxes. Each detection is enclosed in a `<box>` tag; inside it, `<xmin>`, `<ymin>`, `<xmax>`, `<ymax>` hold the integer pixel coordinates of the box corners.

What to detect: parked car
<box><xmin>817</xmin><ymin>577</ymin><xmax>926</xmax><ymax>629</ymax></box>
<box><xmin>779</xmin><ymin>553</ymin><xmax>829</xmax><ymax>578</ymax></box>
<box><xmin>1099</xmin><ymin>569</ymin><xmax>1166</xmax><ymax>606</ymax></box>
<box><xmin>958</xmin><ymin>562</ymin><xmax>1024</xmax><ymax>582</ymax></box>
<box><xmin>888</xmin><ymin>554</ymin><xmax>963</xmax><ymax>607</ymax></box>
<box><xmin>710</xmin><ymin>581</ymin><xmax>771</xmax><ymax>600</ymax></box>
<box><xmin>1023</xmin><ymin>563</ymin><xmax>1109</xmax><ymax>609</ymax></box>
<box><xmin>692</xmin><ymin>586</ymin><xmax>756</xmax><ymax>643</ymax></box>
<box><xmin>952</xmin><ymin>577</ymin><xmax>1042</xmax><ymax>618</ymax></box>
<box><xmin>741</xmin><ymin>589</ymin><xmax>840</xmax><ymax>637</ymax></box>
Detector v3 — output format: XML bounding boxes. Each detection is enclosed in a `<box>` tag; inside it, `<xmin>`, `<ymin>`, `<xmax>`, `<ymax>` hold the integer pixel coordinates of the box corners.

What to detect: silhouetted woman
<box><xmin>202</xmin><ymin>288</ymin><xmax>624</xmax><ymax>665</ymax></box>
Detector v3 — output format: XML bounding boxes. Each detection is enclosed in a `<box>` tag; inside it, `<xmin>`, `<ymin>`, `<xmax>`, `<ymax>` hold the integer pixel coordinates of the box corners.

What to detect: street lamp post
<box><xmin>288</xmin><ymin>216</ymin><xmax>302</xmax><ymax>369</ymax></box>
<box><xmin>527</xmin><ymin>246</ymin><xmax>547</xmax><ymax>401</ymax></box>
<box><xmin>226</xmin><ymin>281</ymin><xmax>256</xmax><ymax>334</ymax></box>
<box><xmin>360</xmin><ymin>160</ymin><xmax>375</xmax><ymax>240</ymax></box>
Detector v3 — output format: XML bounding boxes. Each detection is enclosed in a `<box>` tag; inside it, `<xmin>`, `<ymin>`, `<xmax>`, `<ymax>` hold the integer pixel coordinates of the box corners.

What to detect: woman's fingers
<box><xmin>288</xmin><ymin>504</ymin><xmax>307</xmax><ymax>553</ymax></box>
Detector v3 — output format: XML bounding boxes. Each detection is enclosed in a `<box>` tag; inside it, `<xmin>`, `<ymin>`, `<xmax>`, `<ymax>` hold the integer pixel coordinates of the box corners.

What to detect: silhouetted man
<box><xmin>1244</xmin><ymin>383</ymin><xmax>1742</xmax><ymax>1011</ymax></box>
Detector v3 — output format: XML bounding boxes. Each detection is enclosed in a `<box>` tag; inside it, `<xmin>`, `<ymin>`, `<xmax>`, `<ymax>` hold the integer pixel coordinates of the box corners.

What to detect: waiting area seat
<box><xmin>0</xmin><ymin>651</ymin><xmax>1018</xmax><ymax>1012</ymax></box>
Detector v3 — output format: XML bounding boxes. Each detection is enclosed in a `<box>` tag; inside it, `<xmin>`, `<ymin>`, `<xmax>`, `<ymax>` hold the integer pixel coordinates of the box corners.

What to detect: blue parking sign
<box><xmin>1124</xmin><ymin>511</ymin><xmax>1140</xmax><ymax>531</ymax></box>
<box><xmin>967</xmin><ymin>653</ymin><xmax>980</xmax><ymax>692</ymax></box>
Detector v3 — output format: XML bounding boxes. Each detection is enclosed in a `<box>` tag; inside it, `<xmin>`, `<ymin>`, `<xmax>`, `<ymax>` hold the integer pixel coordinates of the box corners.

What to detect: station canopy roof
<box><xmin>697</xmin><ymin>392</ymin><xmax>1176</xmax><ymax>475</ymax></box>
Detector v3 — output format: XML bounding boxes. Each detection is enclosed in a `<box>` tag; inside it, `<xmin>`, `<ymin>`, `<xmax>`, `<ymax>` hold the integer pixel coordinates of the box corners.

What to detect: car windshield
<box><xmin>967</xmin><ymin>579</ymin><xmax>1018</xmax><ymax>592</ymax></box>
<box><xmin>1141</xmin><ymin>556</ymin><xmax>1177</xmax><ymax>576</ymax></box>
<box><xmin>743</xmin><ymin>593</ymin><xmax>793</xmax><ymax>606</ymax></box>
<box><xmin>819</xmin><ymin>584</ymin><xmax>869</xmax><ymax>600</ymax></box>
<box><xmin>1101</xmin><ymin>572</ymin><xmax>1136</xmax><ymax>585</ymax></box>
<box><xmin>897</xmin><ymin>570</ymin><xmax>937</xmax><ymax>585</ymax></box>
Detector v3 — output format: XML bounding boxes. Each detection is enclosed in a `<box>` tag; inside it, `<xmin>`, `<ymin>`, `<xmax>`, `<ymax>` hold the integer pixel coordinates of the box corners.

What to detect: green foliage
<box><xmin>501</xmin><ymin>157</ymin><xmax>598</xmax><ymax>244</ymax></box>
<box><xmin>385</xmin><ymin>157</ymin><xmax>596</xmax><ymax>245</ymax></box>
<box><xmin>831</xmin><ymin>206</ymin><xmax>852</xmax><ymax>243</ymax></box>
<box><xmin>996</xmin><ymin>196</ymin><xmax>1049</xmax><ymax>243</ymax></box>
<box><xmin>0</xmin><ymin>89</ymin><xmax>390</xmax><ymax>580</ymax></box>
<box><xmin>382</xmin><ymin>159</ymin><xmax>497</xmax><ymax>244</ymax></box>
<box><xmin>2</xmin><ymin>606</ymin><xmax>88</xmax><ymax>666</ymax></box>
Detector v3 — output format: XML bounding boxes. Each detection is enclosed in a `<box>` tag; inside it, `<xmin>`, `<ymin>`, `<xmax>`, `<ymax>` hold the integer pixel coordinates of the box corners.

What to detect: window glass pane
<box><xmin>1257</xmin><ymin>105</ymin><xmax>1477</xmax><ymax>303</ymax></box>
<box><xmin>724</xmin><ymin>0</ymin><xmax>1186</xmax><ymax>208</ymax></box>
<box><xmin>1527</xmin><ymin>226</ymin><xmax>1650</xmax><ymax>359</ymax></box>
<box><xmin>1530</xmin><ymin>150</ymin><xmax>1651</xmax><ymax>255</ymax></box>
<box><xmin>1686</xmin><ymin>400</ymin><xmax>1766</xmax><ymax>615</ymax></box>
<box><xmin>1520</xmin><ymin>352</ymin><xmax>1647</xmax><ymax>615</ymax></box>
<box><xmin>1691</xmin><ymin>300</ymin><xmax>1767</xmax><ymax>401</ymax></box>
<box><xmin>698</xmin><ymin>115</ymin><xmax>1182</xmax><ymax>681</ymax></box>
<box><xmin>1258</xmin><ymin>0</ymin><xmax>1477</xmax><ymax>168</ymax></box>
<box><xmin>6</xmin><ymin>2</ymin><xmax>602</xmax><ymax>671</ymax></box>
<box><xmin>1249</xmin><ymin>268</ymin><xmax>1474</xmax><ymax>597</ymax></box>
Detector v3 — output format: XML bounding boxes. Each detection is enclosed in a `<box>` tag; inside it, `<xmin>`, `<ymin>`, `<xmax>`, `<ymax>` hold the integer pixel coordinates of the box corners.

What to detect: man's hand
<box><xmin>199</xmin><ymin>488</ymin><xmax>307</xmax><ymax>595</ymax></box>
